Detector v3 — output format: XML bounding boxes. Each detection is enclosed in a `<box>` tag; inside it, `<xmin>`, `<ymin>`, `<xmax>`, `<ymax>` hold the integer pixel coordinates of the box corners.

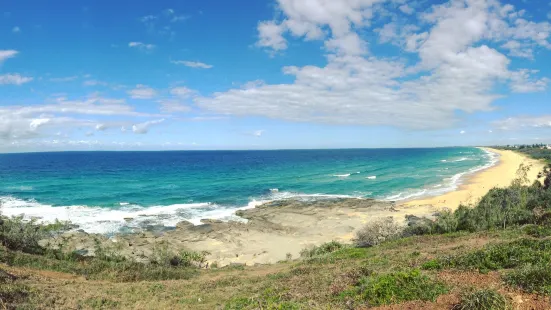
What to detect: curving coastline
<box><xmin>48</xmin><ymin>148</ymin><xmax>545</xmax><ymax>267</ymax></box>
<box><xmin>400</xmin><ymin>148</ymin><xmax>545</xmax><ymax>211</ymax></box>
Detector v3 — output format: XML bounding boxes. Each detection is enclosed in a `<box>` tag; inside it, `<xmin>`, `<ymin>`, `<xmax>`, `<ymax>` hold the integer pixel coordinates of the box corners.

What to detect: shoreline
<box><xmin>41</xmin><ymin>148</ymin><xmax>545</xmax><ymax>267</ymax></box>
<box><xmin>400</xmin><ymin>147</ymin><xmax>544</xmax><ymax>211</ymax></box>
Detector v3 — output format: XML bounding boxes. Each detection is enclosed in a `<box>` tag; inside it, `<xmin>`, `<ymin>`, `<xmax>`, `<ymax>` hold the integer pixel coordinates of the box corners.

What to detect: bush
<box><xmin>453</xmin><ymin>289</ymin><xmax>511</xmax><ymax>310</ymax></box>
<box><xmin>299</xmin><ymin>241</ymin><xmax>347</xmax><ymax>258</ymax></box>
<box><xmin>433</xmin><ymin>209</ymin><xmax>458</xmax><ymax>234</ymax></box>
<box><xmin>339</xmin><ymin>269</ymin><xmax>447</xmax><ymax>306</ymax></box>
<box><xmin>0</xmin><ymin>216</ymin><xmax>48</xmax><ymax>254</ymax></box>
<box><xmin>149</xmin><ymin>242</ymin><xmax>210</xmax><ymax>268</ymax></box>
<box><xmin>355</xmin><ymin>218</ymin><xmax>403</xmax><ymax>247</ymax></box>
<box><xmin>0</xmin><ymin>214</ymin><xmax>72</xmax><ymax>255</ymax></box>
<box><xmin>504</xmin><ymin>265</ymin><xmax>551</xmax><ymax>295</ymax></box>
<box><xmin>522</xmin><ymin>224</ymin><xmax>551</xmax><ymax>238</ymax></box>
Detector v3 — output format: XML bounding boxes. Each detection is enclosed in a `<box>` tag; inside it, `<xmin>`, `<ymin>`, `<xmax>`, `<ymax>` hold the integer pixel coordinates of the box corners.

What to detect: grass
<box><xmin>453</xmin><ymin>289</ymin><xmax>511</xmax><ymax>310</ymax></box>
<box><xmin>299</xmin><ymin>240</ymin><xmax>348</xmax><ymax>258</ymax></box>
<box><xmin>0</xmin><ymin>268</ymin><xmax>32</xmax><ymax>310</ymax></box>
<box><xmin>0</xmin><ymin>247</ymin><xmax>199</xmax><ymax>282</ymax></box>
<box><xmin>504</xmin><ymin>265</ymin><xmax>551</xmax><ymax>295</ymax></box>
<box><xmin>430</xmin><ymin>239</ymin><xmax>551</xmax><ymax>272</ymax></box>
<box><xmin>339</xmin><ymin>269</ymin><xmax>448</xmax><ymax>306</ymax></box>
<box><xmin>2</xmin><ymin>150</ymin><xmax>551</xmax><ymax>308</ymax></box>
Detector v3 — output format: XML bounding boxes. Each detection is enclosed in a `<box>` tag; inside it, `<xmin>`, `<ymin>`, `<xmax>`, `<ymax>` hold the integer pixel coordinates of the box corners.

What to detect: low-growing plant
<box><xmin>299</xmin><ymin>240</ymin><xmax>347</xmax><ymax>258</ymax></box>
<box><xmin>149</xmin><ymin>241</ymin><xmax>209</xmax><ymax>267</ymax></box>
<box><xmin>522</xmin><ymin>224</ymin><xmax>551</xmax><ymax>238</ymax></box>
<box><xmin>434</xmin><ymin>239</ymin><xmax>551</xmax><ymax>272</ymax></box>
<box><xmin>339</xmin><ymin>269</ymin><xmax>447</xmax><ymax>306</ymax></box>
<box><xmin>224</xmin><ymin>288</ymin><xmax>302</xmax><ymax>310</ymax></box>
<box><xmin>355</xmin><ymin>217</ymin><xmax>403</xmax><ymax>247</ymax></box>
<box><xmin>504</xmin><ymin>264</ymin><xmax>551</xmax><ymax>295</ymax></box>
<box><xmin>0</xmin><ymin>268</ymin><xmax>31</xmax><ymax>309</ymax></box>
<box><xmin>453</xmin><ymin>289</ymin><xmax>511</xmax><ymax>310</ymax></box>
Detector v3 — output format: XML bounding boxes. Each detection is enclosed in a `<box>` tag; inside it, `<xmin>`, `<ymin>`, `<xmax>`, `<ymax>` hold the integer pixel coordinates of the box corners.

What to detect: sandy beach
<box><xmin>53</xmin><ymin>148</ymin><xmax>545</xmax><ymax>267</ymax></box>
<box><xmin>401</xmin><ymin>148</ymin><xmax>545</xmax><ymax>211</ymax></box>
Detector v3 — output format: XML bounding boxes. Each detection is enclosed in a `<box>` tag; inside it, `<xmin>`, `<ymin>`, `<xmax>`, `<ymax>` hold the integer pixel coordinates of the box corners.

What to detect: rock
<box><xmin>176</xmin><ymin>221</ymin><xmax>195</xmax><ymax>230</ymax></box>
<box><xmin>200</xmin><ymin>219</ymin><xmax>224</xmax><ymax>225</ymax></box>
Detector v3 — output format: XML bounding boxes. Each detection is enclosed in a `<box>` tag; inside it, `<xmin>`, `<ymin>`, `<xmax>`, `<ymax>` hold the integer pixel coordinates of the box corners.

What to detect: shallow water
<box><xmin>0</xmin><ymin>147</ymin><xmax>497</xmax><ymax>233</ymax></box>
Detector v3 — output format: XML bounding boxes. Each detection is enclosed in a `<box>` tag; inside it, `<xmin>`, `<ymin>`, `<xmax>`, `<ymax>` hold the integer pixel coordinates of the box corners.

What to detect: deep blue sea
<box><xmin>0</xmin><ymin>148</ymin><xmax>497</xmax><ymax>233</ymax></box>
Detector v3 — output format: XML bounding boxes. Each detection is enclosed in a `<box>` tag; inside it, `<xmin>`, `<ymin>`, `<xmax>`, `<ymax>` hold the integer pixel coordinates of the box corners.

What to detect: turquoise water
<box><xmin>0</xmin><ymin>147</ymin><xmax>497</xmax><ymax>233</ymax></box>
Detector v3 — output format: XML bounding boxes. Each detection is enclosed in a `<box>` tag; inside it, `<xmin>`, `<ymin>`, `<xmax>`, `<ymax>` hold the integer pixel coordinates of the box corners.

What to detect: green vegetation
<box><xmin>2</xmin><ymin>147</ymin><xmax>551</xmax><ymax>309</ymax></box>
<box><xmin>0</xmin><ymin>268</ymin><xmax>31</xmax><ymax>309</ymax></box>
<box><xmin>355</xmin><ymin>217</ymin><xmax>403</xmax><ymax>247</ymax></box>
<box><xmin>428</xmin><ymin>239</ymin><xmax>551</xmax><ymax>272</ymax></box>
<box><xmin>339</xmin><ymin>269</ymin><xmax>447</xmax><ymax>306</ymax></box>
<box><xmin>299</xmin><ymin>240</ymin><xmax>348</xmax><ymax>258</ymax></box>
<box><xmin>453</xmin><ymin>289</ymin><xmax>511</xmax><ymax>310</ymax></box>
<box><xmin>406</xmin><ymin>163</ymin><xmax>551</xmax><ymax>235</ymax></box>
<box><xmin>504</xmin><ymin>265</ymin><xmax>551</xmax><ymax>295</ymax></box>
<box><xmin>0</xmin><ymin>214</ymin><xmax>205</xmax><ymax>285</ymax></box>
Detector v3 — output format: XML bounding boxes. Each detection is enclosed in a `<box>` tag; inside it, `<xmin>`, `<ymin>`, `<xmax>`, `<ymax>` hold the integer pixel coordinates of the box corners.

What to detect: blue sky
<box><xmin>1</xmin><ymin>0</ymin><xmax>551</xmax><ymax>152</ymax></box>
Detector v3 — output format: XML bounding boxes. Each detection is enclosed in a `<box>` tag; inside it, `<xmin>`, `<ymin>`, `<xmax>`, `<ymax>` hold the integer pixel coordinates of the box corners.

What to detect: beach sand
<box><xmin>400</xmin><ymin>148</ymin><xmax>545</xmax><ymax>211</ymax></box>
<box><xmin>53</xmin><ymin>148</ymin><xmax>545</xmax><ymax>267</ymax></box>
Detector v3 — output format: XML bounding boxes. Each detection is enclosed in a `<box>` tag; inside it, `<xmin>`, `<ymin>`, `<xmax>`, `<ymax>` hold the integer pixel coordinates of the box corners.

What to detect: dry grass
<box><xmin>2</xmin><ymin>227</ymin><xmax>544</xmax><ymax>309</ymax></box>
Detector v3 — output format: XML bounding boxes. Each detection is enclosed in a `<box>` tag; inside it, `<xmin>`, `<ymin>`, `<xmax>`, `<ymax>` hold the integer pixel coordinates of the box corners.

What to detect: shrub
<box><xmin>453</xmin><ymin>289</ymin><xmax>511</xmax><ymax>310</ymax></box>
<box><xmin>0</xmin><ymin>216</ymin><xmax>49</xmax><ymax>254</ymax></box>
<box><xmin>433</xmin><ymin>209</ymin><xmax>458</xmax><ymax>234</ymax></box>
<box><xmin>522</xmin><ymin>224</ymin><xmax>551</xmax><ymax>238</ymax></box>
<box><xmin>339</xmin><ymin>269</ymin><xmax>447</xmax><ymax>306</ymax></box>
<box><xmin>355</xmin><ymin>218</ymin><xmax>403</xmax><ymax>247</ymax></box>
<box><xmin>149</xmin><ymin>242</ymin><xmax>209</xmax><ymax>268</ymax></box>
<box><xmin>504</xmin><ymin>265</ymin><xmax>551</xmax><ymax>295</ymax></box>
<box><xmin>421</xmin><ymin>259</ymin><xmax>442</xmax><ymax>270</ymax></box>
<box><xmin>300</xmin><ymin>241</ymin><xmax>347</xmax><ymax>258</ymax></box>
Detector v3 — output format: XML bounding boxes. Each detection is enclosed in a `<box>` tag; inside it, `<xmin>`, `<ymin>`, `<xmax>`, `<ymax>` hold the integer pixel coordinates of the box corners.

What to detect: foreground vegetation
<box><xmin>1</xmin><ymin>148</ymin><xmax>551</xmax><ymax>309</ymax></box>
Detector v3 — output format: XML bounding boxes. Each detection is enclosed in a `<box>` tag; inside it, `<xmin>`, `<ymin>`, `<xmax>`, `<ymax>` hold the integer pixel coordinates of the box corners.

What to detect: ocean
<box><xmin>0</xmin><ymin>147</ymin><xmax>497</xmax><ymax>234</ymax></box>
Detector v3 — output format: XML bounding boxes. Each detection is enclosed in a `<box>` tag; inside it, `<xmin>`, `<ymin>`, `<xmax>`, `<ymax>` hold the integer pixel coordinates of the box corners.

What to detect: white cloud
<box><xmin>12</xmin><ymin>26</ymin><xmax>20</xmax><ymax>33</ymax></box>
<box><xmin>0</xmin><ymin>74</ymin><xmax>33</xmax><ymax>85</ymax></box>
<box><xmin>128</xmin><ymin>84</ymin><xmax>157</xmax><ymax>99</ymax></box>
<box><xmin>128</xmin><ymin>42</ymin><xmax>156</xmax><ymax>50</ymax></box>
<box><xmin>170</xmin><ymin>86</ymin><xmax>194</xmax><ymax>98</ymax></box>
<box><xmin>197</xmin><ymin>0</ymin><xmax>551</xmax><ymax>129</ymax></box>
<box><xmin>171</xmin><ymin>60</ymin><xmax>213</xmax><ymax>69</ymax></box>
<box><xmin>257</xmin><ymin>21</ymin><xmax>288</xmax><ymax>51</ymax></box>
<box><xmin>83</xmin><ymin>79</ymin><xmax>109</xmax><ymax>87</ymax></box>
<box><xmin>0</xmin><ymin>94</ymin><xmax>158</xmax><ymax>142</ymax></box>
<box><xmin>132</xmin><ymin>119</ymin><xmax>165</xmax><ymax>134</ymax></box>
<box><xmin>158</xmin><ymin>99</ymin><xmax>191</xmax><ymax>113</ymax></box>
<box><xmin>509</xmin><ymin>69</ymin><xmax>549</xmax><ymax>93</ymax></box>
<box><xmin>493</xmin><ymin>115</ymin><xmax>551</xmax><ymax>130</ymax></box>
<box><xmin>95</xmin><ymin>124</ymin><xmax>107</xmax><ymax>131</ymax></box>
<box><xmin>171</xmin><ymin>15</ymin><xmax>189</xmax><ymax>22</ymax></box>
<box><xmin>0</xmin><ymin>50</ymin><xmax>18</xmax><ymax>63</ymax></box>
<box><xmin>399</xmin><ymin>4</ymin><xmax>414</xmax><ymax>15</ymax></box>
<box><xmin>140</xmin><ymin>15</ymin><xmax>157</xmax><ymax>22</ymax></box>
<box><xmin>460</xmin><ymin>130</ymin><xmax>466</xmax><ymax>134</ymax></box>
<box><xmin>253</xmin><ymin>130</ymin><xmax>264</xmax><ymax>137</ymax></box>
<box><xmin>29</xmin><ymin>118</ymin><xmax>50</xmax><ymax>130</ymax></box>
<box><xmin>50</xmin><ymin>76</ymin><xmax>79</xmax><ymax>82</ymax></box>
<box><xmin>500</xmin><ymin>40</ymin><xmax>533</xmax><ymax>58</ymax></box>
